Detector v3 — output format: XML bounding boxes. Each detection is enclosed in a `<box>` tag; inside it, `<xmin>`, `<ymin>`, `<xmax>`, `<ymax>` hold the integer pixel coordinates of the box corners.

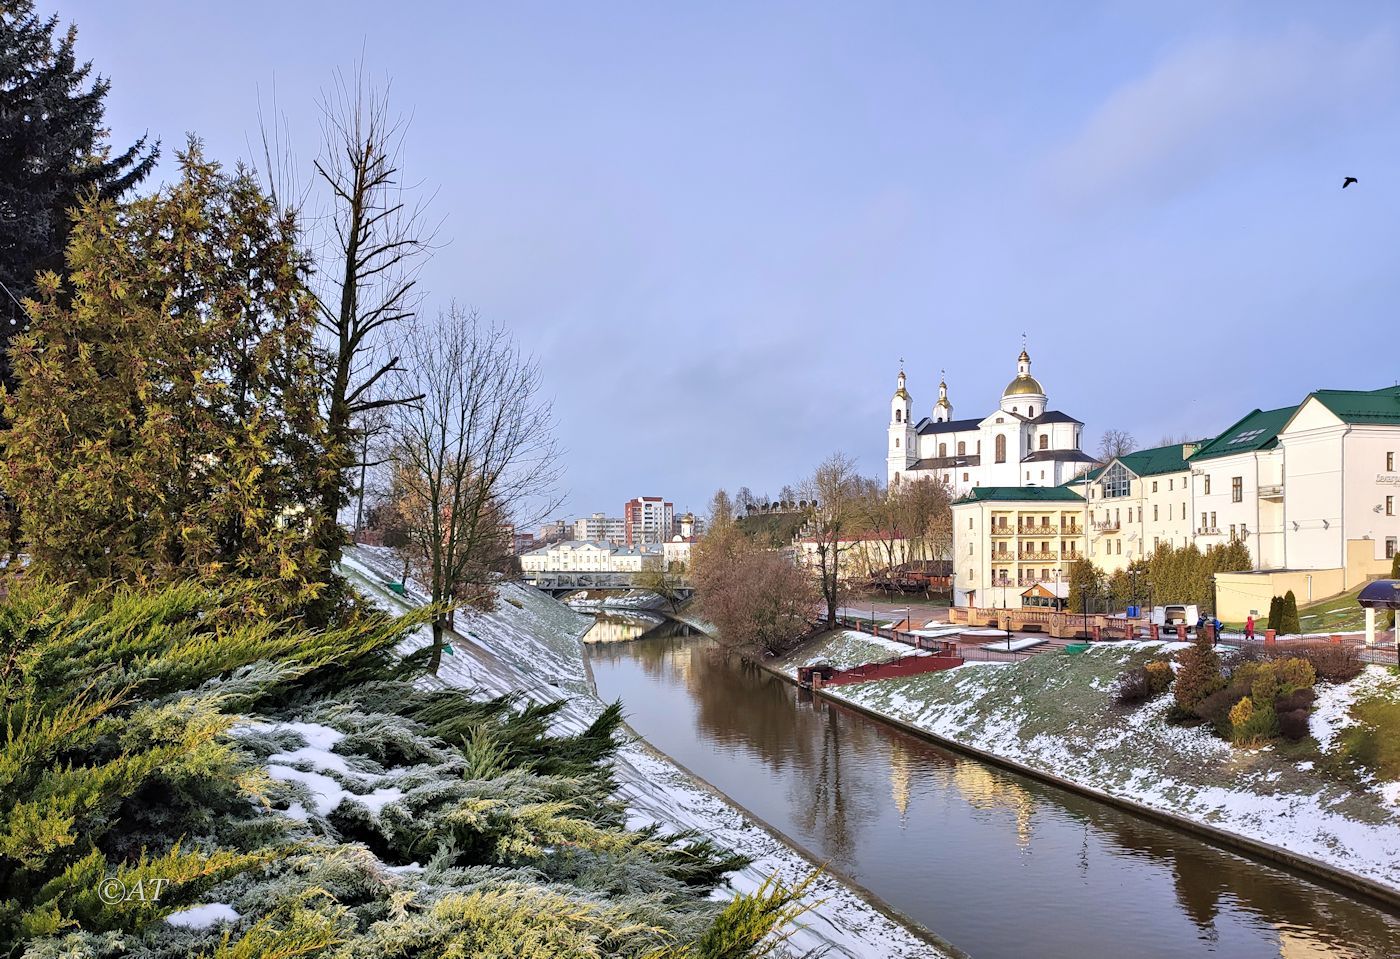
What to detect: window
<box><xmin>1201</xmin><ymin>513</ymin><xmax>1207</xmax><ymax>531</ymax></box>
<box><xmin>1039</xmin><ymin>434</ymin><xmax>1049</xmax><ymax>450</ymax></box>
<box><xmin>1232</xmin><ymin>477</ymin><xmax>1243</xmax><ymax>503</ymax></box>
<box><xmin>1029</xmin><ymin>406</ymin><xmax>1036</xmax><ymax>417</ymax></box>
<box><xmin>1041</xmin><ymin>568</ymin><xmax>1049</xmax><ymax>580</ymax></box>
<box><xmin>939</xmin><ymin>443</ymin><xmax>947</xmax><ymax>458</ymax></box>
<box><xmin>1389</xmin><ymin>452</ymin><xmax>1395</xmax><ymax>471</ymax></box>
<box><xmin>1152</xmin><ymin>481</ymin><xmax>1158</xmax><ymax>493</ymax></box>
<box><xmin>969</xmin><ymin>517</ymin><xmax>974</xmax><ymax>529</ymax></box>
<box><xmin>1210</xmin><ymin>511</ymin><xmax>1216</xmax><ymax>529</ymax></box>
<box><xmin>1388</xmin><ymin>496</ymin><xmax>1395</xmax><ymax>517</ymax></box>
<box><xmin>1153</xmin><ymin>536</ymin><xmax>1160</xmax><ymax>550</ymax></box>
<box><xmin>963</xmin><ymin>472</ymin><xmax>969</xmax><ymax>481</ymax></box>
<box><xmin>895</xmin><ymin>409</ymin><xmax>902</xmax><ymax>423</ymax></box>
<box><xmin>977</xmin><ymin>440</ymin><xmax>982</xmax><ymax>454</ymax></box>
<box><xmin>969</xmin><ymin>567</ymin><xmax>973</xmax><ymax>580</ymax></box>
<box><xmin>1102</xmin><ymin>462</ymin><xmax>1131</xmax><ymax>498</ymax></box>
<box><xmin>1153</xmin><ymin>505</ymin><xmax>1159</xmax><ymax>521</ymax></box>
<box><xmin>1229</xmin><ymin>524</ymin><xmax>1236</xmax><ymax>539</ymax></box>
<box><xmin>1204</xmin><ymin>475</ymin><xmax>1211</xmax><ymax>495</ymax></box>
<box><xmin>1169</xmin><ymin>479</ymin><xmax>1174</xmax><ymax>491</ymax></box>
<box><xmin>1116</xmin><ymin>540</ymin><xmax>1122</xmax><ymax>555</ymax></box>
<box><xmin>958</xmin><ymin>441</ymin><xmax>966</xmax><ymax>455</ymax></box>
<box><xmin>995</xmin><ymin>434</ymin><xmax>1007</xmax><ymax>463</ymax></box>
<box><xmin>895</xmin><ymin>438</ymin><xmax>900</xmax><ymax>448</ymax></box>
<box><xmin>1168</xmin><ymin>505</ymin><xmax>1172</xmax><ymax>520</ymax></box>
<box><xmin>1387</xmin><ymin>538</ymin><xmax>1397</xmax><ymax>560</ymax></box>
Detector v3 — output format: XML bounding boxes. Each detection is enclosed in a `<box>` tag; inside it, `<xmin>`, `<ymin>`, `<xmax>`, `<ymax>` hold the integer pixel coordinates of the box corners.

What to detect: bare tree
<box><xmin>1098</xmin><ymin>429</ymin><xmax>1137</xmax><ymax>462</ymax></box>
<box><xmin>304</xmin><ymin>68</ymin><xmax>438</xmax><ymax>603</ymax></box>
<box><xmin>390</xmin><ymin>306</ymin><xmax>561</xmax><ymax>673</ymax></box>
<box><xmin>902</xmin><ymin>476</ymin><xmax>954</xmax><ymax>564</ymax></box>
<box><xmin>801</xmin><ymin>453</ymin><xmax>868</xmax><ymax>625</ymax></box>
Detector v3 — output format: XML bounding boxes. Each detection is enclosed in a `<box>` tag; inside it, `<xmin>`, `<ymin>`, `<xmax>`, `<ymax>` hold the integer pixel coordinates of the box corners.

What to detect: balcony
<box><xmin>990</xmin><ymin>526</ymin><xmax>1015</xmax><ymax>537</ymax></box>
<box><xmin>1259</xmin><ymin>483</ymin><xmax>1284</xmax><ymax>500</ymax></box>
<box><xmin>1093</xmin><ymin>519</ymin><xmax>1120</xmax><ymax>532</ymax></box>
<box><xmin>1060</xmin><ymin>525</ymin><xmax>1081</xmax><ymax>535</ymax></box>
<box><xmin>1018</xmin><ymin>551</ymin><xmax>1055</xmax><ymax>561</ymax></box>
<box><xmin>1196</xmin><ymin>526</ymin><xmax>1220</xmax><ymax>536</ymax></box>
<box><xmin>1018</xmin><ymin>524</ymin><xmax>1055</xmax><ymax>534</ymax></box>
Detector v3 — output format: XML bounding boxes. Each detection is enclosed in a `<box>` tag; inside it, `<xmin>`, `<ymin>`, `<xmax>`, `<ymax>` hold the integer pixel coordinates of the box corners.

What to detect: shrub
<box><xmin>1279</xmin><ymin>590</ymin><xmax>1301</xmax><ymax>635</ymax></box>
<box><xmin>1274</xmin><ymin>687</ymin><xmax>1317</xmax><ymax>713</ymax></box>
<box><xmin>1114</xmin><ymin>668</ymin><xmax>1153</xmax><ymax>704</ymax></box>
<box><xmin>1144</xmin><ymin>660</ymin><xmax>1174</xmax><ymax>695</ymax></box>
<box><xmin>1230</xmin><ymin>695</ymin><xmax>1278</xmax><ymax>746</ymax></box>
<box><xmin>1173</xmin><ymin>635</ymin><xmax>1225</xmax><ymax>714</ymax></box>
<box><xmin>1197</xmin><ymin>686</ymin><xmax>1248</xmax><ymax>731</ymax></box>
<box><xmin>1228</xmin><ymin>696</ymin><xmax>1255</xmax><ymax>742</ymax></box>
<box><xmin>1278</xmin><ymin>708</ymin><xmax>1311</xmax><ymax>741</ymax></box>
<box><xmin>1273</xmin><ymin>657</ymin><xmax>1316</xmax><ymax>693</ymax></box>
<box><xmin>1293</xmin><ymin>642</ymin><xmax>1363</xmax><ymax>683</ymax></box>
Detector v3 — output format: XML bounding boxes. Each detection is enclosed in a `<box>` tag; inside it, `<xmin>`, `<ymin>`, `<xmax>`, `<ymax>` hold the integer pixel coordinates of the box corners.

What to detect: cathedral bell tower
<box><xmin>888</xmin><ymin>367</ymin><xmax>916</xmax><ymax>485</ymax></box>
<box><xmin>934</xmin><ymin>375</ymin><xmax>953</xmax><ymax>423</ymax></box>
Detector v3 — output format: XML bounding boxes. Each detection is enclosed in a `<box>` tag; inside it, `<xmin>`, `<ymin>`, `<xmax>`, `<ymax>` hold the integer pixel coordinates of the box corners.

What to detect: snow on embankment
<box><xmin>338</xmin><ymin>546</ymin><xmax>940</xmax><ymax>959</ymax></box>
<box><xmin>827</xmin><ymin>642</ymin><xmax>1400</xmax><ymax>891</ymax></box>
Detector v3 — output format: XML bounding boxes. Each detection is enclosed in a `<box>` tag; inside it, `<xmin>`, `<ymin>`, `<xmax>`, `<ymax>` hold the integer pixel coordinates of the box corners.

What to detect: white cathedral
<box><xmin>887</xmin><ymin>348</ymin><xmax>1095</xmax><ymax>493</ymax></box>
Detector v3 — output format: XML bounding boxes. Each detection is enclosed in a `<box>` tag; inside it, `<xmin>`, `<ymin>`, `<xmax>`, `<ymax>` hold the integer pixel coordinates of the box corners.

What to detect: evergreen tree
<box><xmin>3</xmin><ymin>142</ymin><xmax>328</xmax><ymax>601</ymax></box>
<box><xmin>0</xmin><ymin>0</ymin><xmax>156</xmax><ymax>389</ymax></box>
<box><xmin>1280</xmin><ymin>590</ymin><xmax>1301</xmax><ymax>635</ymax></box>
<box><xmin>1067</xmin><ymin>557</ymin><xmax>1104</xmax><ymax>613</ymax></box>
<box><xmin>1267</xmin><ymin>595</ymin><xmax>1282</xmax><ymax>632</ymax></box>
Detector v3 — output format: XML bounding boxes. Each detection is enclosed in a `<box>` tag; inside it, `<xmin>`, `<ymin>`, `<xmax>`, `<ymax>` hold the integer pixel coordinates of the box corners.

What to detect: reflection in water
<box><xmin>586</xmin><ymin>629</ymin><xmax>1400</xmax><ymax>959</ymax></box>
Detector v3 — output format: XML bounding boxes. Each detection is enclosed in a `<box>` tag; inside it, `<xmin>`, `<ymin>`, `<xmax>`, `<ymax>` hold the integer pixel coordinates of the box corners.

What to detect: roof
<box><xmin>953</xmin><ymin>486</ymin><xmax>1085</xmax><ymax>505</ymax></box>
<box><xmin>1003</xmin><ymin>374</ymin><xmax>1045</xmax><ymax>397</ymax></box>
<box><xmin>911</xmin><ymin>455</ymin><xmax>982</xmax><ymax>470</ymax></box>
<box><xmin>917</xmin><ymin>417</ymin><xmax>983</xmax><ymax>435</ymax></box>
<box><xmin>1358</xmin><ymin>579</ymin><xmax>1400</xmax><ymax>609</ymax></box>
<box><xmin>1188</xmin><ymin>406</ymin><xmax>1297</xmax><ymax>461</ymax></box>
<box><xmin>1307</xmin><ymin>385</ymin><xmax>1400</xmax><ymax>425</ymax></box>
<box><xmin>1114</xmin><ymin>442</ymin><xmax>1197</xmax><ymax>477</ymax></box>
<box><xmin>1020</xmin><ymin>449</ymin><xmax>1097</xmax><ymax>463</ymax></box>
<box><xmin>1027</xmin><ymin>410</ymin><xmax>1083</xmax><ymax>425</ymax></box>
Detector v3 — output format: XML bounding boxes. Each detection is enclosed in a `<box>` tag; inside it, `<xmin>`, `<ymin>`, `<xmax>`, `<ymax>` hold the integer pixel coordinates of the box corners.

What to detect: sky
<box><xmin>56</xmin><ymin>0</ymin><xmax>1400</xmax><ymax>521</ymax></box>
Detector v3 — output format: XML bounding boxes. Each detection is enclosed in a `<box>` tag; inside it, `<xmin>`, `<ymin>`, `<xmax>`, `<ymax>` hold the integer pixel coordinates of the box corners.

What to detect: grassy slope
<box><xmin>827</xmin><ymin>643</ymin><xmax>1400</xmax><ymax>888</ymax></box>
<box><xmin>775</xmin><ymin>629</ymin><xmax>927</xmax><ymax>677</ymax></box>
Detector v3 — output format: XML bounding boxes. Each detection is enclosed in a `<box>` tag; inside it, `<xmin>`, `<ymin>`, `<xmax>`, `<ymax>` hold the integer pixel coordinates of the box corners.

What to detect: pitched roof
<box><xmin>1188</xmin><ymin>405</ymin><xmax>1298</xmax><ymax>461</ymax></box>
<box><xmin>1307</xmin><ymin>385</ymin><xmax>1400</xmax><ymax>425</ymax></box>
<box><xmin>953</xmin><ymin>485</ymin><xmax>1085</xmax><ymax>505</ymax></box>
<box><xmin>1027</xmin><ymin>410</ymin><xmax>1083</xmax><ymax>425</ymax></box>
<box><xmin>1020</xmin><ymin>449</ymin><xmax>1097</xmax><ymax>463</ymax></box>
<box><xmin>1114</xmin><ymin>442</ymin><xmax>1197</xmax><ymax>477</ymax></box>
<box><xmin>911</xmin><ymin>455</ymin><xmax>982</xmax><ymax>470</ymax></box>
<box><xmin>917</xmin><ymin>417</ymin><xmax>983</xmax><ymax>435</ymax></box>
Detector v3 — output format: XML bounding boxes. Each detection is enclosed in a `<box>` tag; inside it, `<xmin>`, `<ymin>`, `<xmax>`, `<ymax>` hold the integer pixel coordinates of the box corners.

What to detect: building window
<box><xmin>895</xmin><ymin>439</ymin><xmax>899</xmax><ymax>448</ymax></box>
<box><xmin>1230</xmin><ymin>524</ymin><xmax>1236</xmax><ymax>539</ymax></box>
<box><xmin>1029</xmin><ymin>406</ymin><xmax>1036</xmax><ymax>417</ymax></box>
<box><xmin>895</xmin><ymin>409</ymin><xmax>902</xmax><ymax>423</ymax></box>
<box><xmin>977</xmin><ymin>441</ymin><xmax>982</xmax><ymax>454</ymax></box>
<box><xmin>1390</xmin><ymin>452</ymin><xmax>1396</xmax><ymax>472</ymax></box>
<box><xmin>963</xmin><ymin>472</ymin><xmax>969</xmax><ymax>481</ymax></box>
<box><xmin>1169</xmin><ymin>478</ymin><xmax>1174</xmax><ymax>491</ymax></box>
<box><xmin>1232</xmin><ymin>477</ymin><xmax>1243</xmax><ymax>503</ymax></box>
<box><xmin>1039</xmin><ymin>434</ymin><xmax>1049</xmax><ymax>450</ymax></box>
<box><xmin>1387</xmin><ymin>538</ymin><xmax>1397</xmax><ymax>559</ymax></box>
<box><xmin>1201</xmin><ymin>512</ymin><xmax>1207</xmax><ymax>531</ymax></box>
<box><xmin>995</xmin><ymin>434</ymin><xmax>1007</xmax><ymax>463</ymax></box>
<box><xmin>969</xmin><ymin>517</ymin><xmax>973</xmax><ymax>529</ymax></box>
<box><xmin>1204</xmin><ymin>475</ymin><xmax>1211</xmax><ymax>495</ymax></box>
<box><xmin>1153</xmin><ymin>505</ymin><xmax>1159</xmax><ymax>521</ymax></box>
<box><xmin>1102</xmin><ymin>462</ymin><xmax>1130</xmax><ymax>498</ymax></box>
<box><xmin>1389</xmin><ymin>496</ymin><xmax>1395</xmax><ymax>517</ymax></box>
<box><xmin>1116</xmin><ymin>540</ymin><xmax>1122</xmax><ymax>555</ymax></box>
<box><xmin>1210</xmin><ymin>511</ymin><xmax>1216</xmax><ymax>529</ymax></box>
<box><xmin>1154</xmin><ymin>536</ymin><xmax>1160</xmax><ymax>550</ymax></box>
<box><xmin>937</xmin><ymin>443</ymin><xmax>946</xmax><ymax>458</ymax></box>
<box><xmin>1152</xmin><ymin>481</ymin><xmax>1158</xmax><ymax>493</ymax></box>
<box><xmin>958</xmin><ymin>441</ymin><xmax>966</xmax><ymax>455</ymax></box>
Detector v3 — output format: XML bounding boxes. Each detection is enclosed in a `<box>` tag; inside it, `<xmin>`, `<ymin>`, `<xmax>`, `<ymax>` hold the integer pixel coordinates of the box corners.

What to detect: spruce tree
<box><xmin>1280</xmin><ymin>590</ymin><xmax>1301</xmax><ymax>635</ymax></box>
<box><xmin>3</xmin><ymin>142</ymin><xmax>328</xmax><ymax>601</ymax></box>
<box><xmin>1267</xmin><ymin>595</ymin><xmax>1282</xmax><ymax>632</ymax></box>
<box><xmin>0</xmin><ymin>0</ymin><xmax>156</xmax><ymax>389</ymax></box>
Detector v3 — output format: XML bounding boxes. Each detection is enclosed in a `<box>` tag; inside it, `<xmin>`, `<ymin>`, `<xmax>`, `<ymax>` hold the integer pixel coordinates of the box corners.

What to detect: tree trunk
<box><xmin>429</xmin><ymin>616</ymin><xmax>446</xmax><ymax>674</ymax></box>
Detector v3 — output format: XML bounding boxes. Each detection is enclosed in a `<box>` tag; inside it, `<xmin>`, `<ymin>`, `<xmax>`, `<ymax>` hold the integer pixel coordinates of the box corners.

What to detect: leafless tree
<box><xmin>1098</xmin><ymin>429</ymin><xmax>1137</xmax><ymax>462</ymax></box>
<box><xmin>390</xmin><ymin>306</ymin><xmax>562</xmax><ymax>673</ymax></box>
<box><xmin>303</xmin><ymin>67</ymin><xmax>439</xmax><ymax>600</ymax></box>
<box><xmin>801</xmin><ymin>453</ymin><xmax>870</xmax><ymax>624</ymax></box>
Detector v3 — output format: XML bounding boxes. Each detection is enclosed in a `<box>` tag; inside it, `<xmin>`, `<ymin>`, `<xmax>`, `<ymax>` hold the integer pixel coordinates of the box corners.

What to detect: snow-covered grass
<box><xmin>825</xmin><ymin>644</ymin><xmax>1400</xmax><ymax>891</ymax></box>
<box><xmin>976</xmin><ymin>637</ymin><xmax>1044</xmax><ymax>652</ymax></box>
<box><xmin>338</xmin><ymin>547</ymin><xmax>938</xmax><ymax>959</ymax></box>
<box><xmin>164</xmin><ymin>903</ymin><xmax>240</xmax><ymax>929</ymax></box>
<box><xmin>775</xmin><ymin>630</ymin><xmax>929</xmax><ymax>678</ymax></box>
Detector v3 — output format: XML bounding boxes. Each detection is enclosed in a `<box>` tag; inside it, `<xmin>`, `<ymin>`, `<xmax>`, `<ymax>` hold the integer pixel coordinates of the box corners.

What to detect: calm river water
<box><xmin>582</xmin><ymin>619</ymin><xmax>1400</xmax><ymax>959</ymax></box>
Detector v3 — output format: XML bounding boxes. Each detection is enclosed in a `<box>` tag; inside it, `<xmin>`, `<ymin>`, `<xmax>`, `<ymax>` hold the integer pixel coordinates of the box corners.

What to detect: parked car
<box><xmin>1151</xmin><ymin>604</ymin><xmax>1199</xmax><ymax>634</ymax></box>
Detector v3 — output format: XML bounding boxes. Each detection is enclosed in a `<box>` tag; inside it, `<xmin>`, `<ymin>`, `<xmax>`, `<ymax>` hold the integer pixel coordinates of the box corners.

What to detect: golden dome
<box><xmin>1018</xmin><ymin>348</ymin><xmax>1030</xmax><ymax>362</ymax></box>
<box><xmin>1003</xmin><ymin>374</ymin><xmax>1044</xmax><ymax>397</ymax></box>
<box><xmin>935</xmin><ymin>396</ymin><xmax>951</xmax><ymax>408</ymax></box>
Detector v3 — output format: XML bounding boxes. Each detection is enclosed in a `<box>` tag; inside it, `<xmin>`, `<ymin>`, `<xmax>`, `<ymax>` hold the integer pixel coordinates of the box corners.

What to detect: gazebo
<box><xmin>1358</xmin><ymin>579</ymin><xmax>1400</xmax><ymax>646</ymax></box>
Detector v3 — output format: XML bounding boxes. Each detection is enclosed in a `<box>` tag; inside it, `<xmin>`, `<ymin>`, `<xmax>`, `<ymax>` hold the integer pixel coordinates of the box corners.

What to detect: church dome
<box><xmin>1003</xmin><ymin>374</ymin><xmax>1044</xmax><ymax>397</ymax></box>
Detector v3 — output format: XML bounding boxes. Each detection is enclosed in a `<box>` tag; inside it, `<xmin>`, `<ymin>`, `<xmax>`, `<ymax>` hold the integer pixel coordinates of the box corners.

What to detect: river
<box><xmin>582</xmin><ymin>617</ymin><xmax>1400</xmax><ymax>959</ymax></box>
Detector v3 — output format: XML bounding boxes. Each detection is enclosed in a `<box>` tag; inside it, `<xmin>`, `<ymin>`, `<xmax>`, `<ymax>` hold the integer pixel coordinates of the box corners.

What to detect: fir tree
<box><xmin>1280</xmin><ymin>590</ymin><xmax>1301</xmax><ymax>635</ymax></box>
<box><xmin>1266</xmin><ymin>595</ymin><xmax>1282</xmax><ymax>633</ymax></box>
<box><xmin>0</xmin><ymin>0</ymin><xmax>156</xmax><ymax>389</ymax></box>
<box><xmin>3</xmin><ymin>142</ymin><xmax>329</xmax><ymax>602</ymax></box>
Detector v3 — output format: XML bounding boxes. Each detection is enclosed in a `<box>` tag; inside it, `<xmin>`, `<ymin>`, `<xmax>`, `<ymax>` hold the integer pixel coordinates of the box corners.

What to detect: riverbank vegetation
<box><xmin>0</xmin><ymin>5</ymin><xmax>815</xmax><ymax>953</ymax></box>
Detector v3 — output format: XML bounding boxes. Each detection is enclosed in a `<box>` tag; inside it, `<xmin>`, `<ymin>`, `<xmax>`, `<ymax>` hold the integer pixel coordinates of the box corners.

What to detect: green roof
<box><xmin>1188</xmin><ymin>405</ymin><xmax>1298</xmax><ymax>462</ymax></box>
<box><xmin>1113</xmin><ymin>442</ymin><xmax>1197</xmax><ymax>477</ymax></box>
<box><xmin>953</xmin><ymin>485</ymin><xmax>1085</xmax><ymax>505</ymax></box>
<box><xmin>1308</xmin><ymin>385</ymin><xmax>1400</xmax><ymax>425</ymax></box>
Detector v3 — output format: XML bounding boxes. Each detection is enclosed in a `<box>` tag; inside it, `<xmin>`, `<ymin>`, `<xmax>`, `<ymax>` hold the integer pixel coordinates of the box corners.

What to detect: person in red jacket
<box><xmin>1245</xmin><ymin>614</ymin><xmax>1255</xmax><ymax>641</ymax></box>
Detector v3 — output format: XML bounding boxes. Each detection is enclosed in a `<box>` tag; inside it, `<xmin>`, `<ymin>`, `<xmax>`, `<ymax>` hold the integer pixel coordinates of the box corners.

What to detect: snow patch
<box><xmin>166</xmin><ymin>903</ymin><xmax>240</xmax><ymax>928</ymax></box>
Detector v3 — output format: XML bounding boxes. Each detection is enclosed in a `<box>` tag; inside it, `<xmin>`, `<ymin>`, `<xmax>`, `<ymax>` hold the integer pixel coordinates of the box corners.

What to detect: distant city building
<box><xmin>511</xmin><ymin>531</ymin><xmax>537</xmax><ymax>555</ymax></box>
<box><xmin>520</xmin><ymin>540</ymin><xmax>663</xmax><ymax>575</ymax></box>
<box><xmin>573</xmin><ymin>512</ymin><xmax>626</xmax><ymax>544</ymax></box>
<box><xmin>888</xmin><ymin>347</ymin><xmax>1094</xmax><ymax>494</ymax></box>
<box><xmin>537</xmin><ymin>519</ymin><xmax>569</xmax><ymax>544</ymax></box>
<box><xmin>624</xmin><ymin>496</ymin><xmax>674</xmax><ymax>546</ymax></box>
<box><xmin>663</xmin><ymin>513</ymin><xmax>699</xmax><ymax>570</ymax></box>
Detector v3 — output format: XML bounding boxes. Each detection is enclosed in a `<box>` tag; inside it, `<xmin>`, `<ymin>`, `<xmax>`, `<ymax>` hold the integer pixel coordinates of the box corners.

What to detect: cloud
<box><xmin>1042</xmin><ymin>28</ymin><xmax>1397</xmax><ymax>207</ymax></box>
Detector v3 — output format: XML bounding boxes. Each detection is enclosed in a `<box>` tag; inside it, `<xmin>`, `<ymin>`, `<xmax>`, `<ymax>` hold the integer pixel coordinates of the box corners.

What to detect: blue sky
<box><xmin>60</xmin><ymin>1</ymin><xmax>1400</xmax><ymax>519</ymax></box>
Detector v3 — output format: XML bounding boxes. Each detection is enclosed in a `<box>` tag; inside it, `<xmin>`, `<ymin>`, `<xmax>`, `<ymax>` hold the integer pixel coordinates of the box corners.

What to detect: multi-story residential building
<box><xmin>950</xmin><ymin>486</ymin><xmax>1086</xmax><ymax>609</ymax></box>
<box><xmin>537</xmin><ymin>519</ymin><xmax>570</xmax><ymax>544</ymax></box>
<box><xmin>1072</xmin><ymin>442</ymin><xmax>1201</xmax><ymax>572</ymax></box>
<box><xmin>1187</xmin><ymin>405</ymin><xmax>1294</xmax><ymax>570</ymax></box>
<box><xmin>886</xmin><ymin>347</ymin><xmax>1095</xmax><ymax>494</ymax></box>
<box><xmin>624</xmin><ymin>496</ymin><xmax>674</xmax><ymax>546</ymax></box>
<box><xmin>573</xmin><ymin>512</ymin><xmax>626</xmax><ymax>544</ymax></box>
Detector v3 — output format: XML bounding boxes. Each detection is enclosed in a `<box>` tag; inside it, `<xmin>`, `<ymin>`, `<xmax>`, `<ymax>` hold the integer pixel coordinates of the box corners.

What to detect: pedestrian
<box><xmin>1245</xmin><ymin>614</ymin><xmax>1255</xmax><ymax>641</ymax></box>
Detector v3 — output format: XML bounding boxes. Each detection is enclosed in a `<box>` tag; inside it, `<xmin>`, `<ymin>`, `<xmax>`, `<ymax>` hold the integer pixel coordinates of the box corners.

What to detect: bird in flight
<box><xmin>1343</xmin><ymin>176</ymin><xmax>1358</xmax><ymax>189</ymax></box>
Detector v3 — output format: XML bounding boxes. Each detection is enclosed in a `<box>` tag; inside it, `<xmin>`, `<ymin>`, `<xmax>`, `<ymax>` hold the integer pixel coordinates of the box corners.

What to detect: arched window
<box><xmin>938</xmin><ymin>443</ymin><xmax>947</xmax><ymax>458</ymax></box>
<box><xmin>895</xmin><ymin>409</ymin><xmax>902</xmax><ymax>423</ymax></box>
<box><xmin>1029</xmin><ymin>406</ymin><xmax>1035</xmax><ymax>417</ymax></box>
<box><xmin>1039</xmin><ymin>435</ymin><xmax>1049</xmax><ymax>450</ymax></box>
<box><xmin>957</xmin><ymin>441</ymin><xmax>965</xmax><ymax>455</ymax></box>
<box><xmin>995</xmin><ymin>434</ymin><xmax>1007</xmax><ymax>463</ymax></box>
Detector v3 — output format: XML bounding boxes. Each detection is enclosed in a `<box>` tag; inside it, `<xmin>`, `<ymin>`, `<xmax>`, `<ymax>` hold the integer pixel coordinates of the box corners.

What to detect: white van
<box><xmin>1151</xmin><ymin>604</ymin><xmax>1200</xmax><ymax>633</ymax></box>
